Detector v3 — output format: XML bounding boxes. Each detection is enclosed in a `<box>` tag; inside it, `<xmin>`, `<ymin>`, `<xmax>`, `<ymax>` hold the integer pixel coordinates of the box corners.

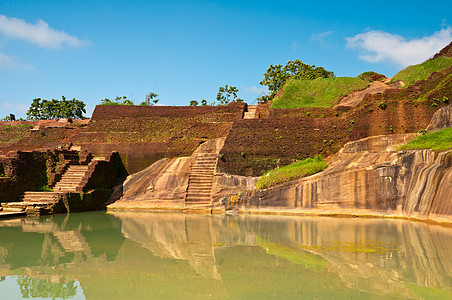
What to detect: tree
<box><xmin>200</xmin><ymin>99</ymin><xmax>208</xmax><ymax>106</ymax></box>
<box><xmin>257</xmin><ymin>60</ymin><xmax>335</xmax><ymax>103</ymax></box>
<box><xmin>189</xmin><ymin>100</ymin><xmax>198</xmax><ymax>106</ymax></box>
<box><xmin>216</xmin><ymin>85</ymin><xmax>244</xmax><ymax>105</ymax></box>
<box><xmin>26</xmin><ymin>96</ymin><xmax>86</xmax><ymax>120</ymax></box>
<box><xmin>142</xmin><ymin>92</ymin><xmax>159</xmax><ymax>106</ymax></box>
<box><xmin>100</xmin><ymin>96</ymin><xmax>134</xmax><ymax>105</ymax></box>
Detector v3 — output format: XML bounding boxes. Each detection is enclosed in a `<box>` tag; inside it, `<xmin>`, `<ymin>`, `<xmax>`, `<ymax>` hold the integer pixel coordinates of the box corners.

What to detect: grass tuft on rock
<box><xmin>390</xmin><ymin>56</ymin><xmax>452</xmax><ymax>87</ymax></box>
<box><xmin>257</xmin><ymin>155</ymin><xmax>327</xmax><ymax>189</ymax></box>
<box><xmin>397</xmin><ymin>127</ymin><xmax>452</xmax><ymax>151</ymax></box>
<box><xmin>271</xmin><ymin>77</ymin><xmax>370</xmax><ymax>109</ymax></box>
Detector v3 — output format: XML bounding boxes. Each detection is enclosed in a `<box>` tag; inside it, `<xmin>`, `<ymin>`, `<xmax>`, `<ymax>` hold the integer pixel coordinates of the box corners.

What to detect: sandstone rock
<box><xmin>426</xmin><ymin>104</ymin><xmax>452</xmax><ymax>132</ymax></box>
<box><xmin>217</xmin><ymin>134</ymin><xmax>452</xmax><ymax>223</ymax></box>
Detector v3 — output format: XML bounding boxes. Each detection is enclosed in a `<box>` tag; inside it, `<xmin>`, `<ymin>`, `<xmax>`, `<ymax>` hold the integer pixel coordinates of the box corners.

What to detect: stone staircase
<box><xmin>1</xmin><ymin>191</ymin><xmax>62</xmax><ymax>216</ymax></box>
<box><xmin>0</xmin><ymin>163</ymin><xmax>91</xmax><ymax>216</ymax></box>
<box><xmin>53</xmin><ymin>164</ymin><xmax>89</xmax><ymax>192</ymax></box>
<box><xmin>243</xmin><ymin>105</ymin><xmax>258</xmax><ymax>119</ymax></box>
<box><xmin>185</xmin><ymin>153</ymin><xmax>218</xmax><ymax>205</ymax></box>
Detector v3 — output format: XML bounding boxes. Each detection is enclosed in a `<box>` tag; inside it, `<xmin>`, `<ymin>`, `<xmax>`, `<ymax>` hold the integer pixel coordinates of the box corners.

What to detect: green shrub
<box><xmin>379</xmin><ymin>102</ymin><xmax>387</xmax><ymax>110</ymax></box>
<box><xmin>257</xmin><ymin>155</ymin><xmax>327</xmax><ymax>189</ymax></box>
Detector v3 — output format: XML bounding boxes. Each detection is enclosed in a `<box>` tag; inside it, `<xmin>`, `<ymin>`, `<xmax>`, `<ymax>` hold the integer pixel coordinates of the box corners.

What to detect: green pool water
<box><xmin>0</xmin><ymin>211</ymin><xmax>451</xmax><ymax>299</ymax></box>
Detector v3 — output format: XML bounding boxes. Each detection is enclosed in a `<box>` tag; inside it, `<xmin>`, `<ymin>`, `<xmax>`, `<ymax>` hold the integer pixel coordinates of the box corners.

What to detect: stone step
<box><xmin>196</xmin><ymin>156</ymin><xmax>217</xmax><ymax>160</ymax></box>
<box><xmin>185</xmin><ymin>198</ymin><xmax>211</xmax><ymax>203</ymax></box>
<box><xmin>20</xmin><ymin>193</ymin><xmax>59</xmax><ymax>201</ymax></box>
<box><xmin>194</xmin><ymin>157</ymin><xmax>217</xmax><ymax>161</ymax></box>
<box><xmin>55</xmin><ymin>181</ymin><xmax>81</xmax><ymax>185</ymax></box>
<box><xmin>187</xmin><ymin>189</ymin><xmax>212</xmax><ymax>194</ymax></box>
<box><xmin>186</xmin><ymin>195</ymin><xmax>211</xmax><ymax>200</ymax></box>
<box><xmin>192</xmin><ymin>163</ymin><xmax>216</xmax><ymax>167</ymax></box>
<box><xmin>54</xmin><ymin>187</ymin><xmax>78</xmax><ymax>191</ymax></box>
<box><xmin>190</xmin><ymin>172</ymin><xmax>214</xmax><ymax>176</ymax></box>
<box><xmin>20</xmin><ymin>194</ymin><xmax>58</xmax><ymax>198</ymax></box>
<box><xmin>190</xmin><ymin>170</ymin><xmax>215</xmax><ymax>174</ymax></box>
<box><xmin>192</xmin><ymin>161</ymin><xmax>217</xmax><ymax>166</ymax></box>
<box><xmin>19</xmin><ymin>196</ymin><xmax>57</xmax><ymax>202</ymax></box>
<box><xmin>190</xmin><ymin>168</ymin><xmax>215</xmax><ymax>173</ymax></box>
<box><xmin>1</xmin><ymin>206</ymin><xmax>25</xmax><ymax>212</ymax></box>
<box><xmin>63</xmin><ymin>171</ymin><xmax>87</xmax><ymax>175</ymax></box>
<box><xmin>55</xmin><ymin>179</ymin><xmax>82</xmax><ymax>183</ymax></box>
<box><xmin>188</xmin><ymin>176</ymin><xmax>213</xmax><ymax>185</ymax></box>
<box><xmin>66</xmin><ymin>168</ymin><xmax>89</xmax><ymax>171</ymax></box>
<box><xmin>189</xmin><ymin>172</ymin><xmax>214</xmax><ymax>176</ymax></box>
<box><xmin>186</xmin><ymin>192</ymin><xmax>211</xmax><ymax>198</ymax></box>
<box><xmin>14</xmin><ymin>201</ymin><xmax>56</xmax><ymax>206</ymax></box>
<box><xmin>189</xmin><ymin>175</ymin><xmax>214</xmax><ymax>180</ymax></box>
<box><xmin>24</xmin><ymin>191</ymin><xmax>56</xmax><ymax>196</ymax></box>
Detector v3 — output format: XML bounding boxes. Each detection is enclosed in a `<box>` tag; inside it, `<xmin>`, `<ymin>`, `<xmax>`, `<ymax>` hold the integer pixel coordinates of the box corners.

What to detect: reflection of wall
<box><xmin>1</xmin><ymin>212</ymin><xmax>452</xmax><ymax>298</ymax></box>
<box><xmin>113</xmin><ymin>212</ymin><xmax>452</xmax><ymax>296</ymax></box>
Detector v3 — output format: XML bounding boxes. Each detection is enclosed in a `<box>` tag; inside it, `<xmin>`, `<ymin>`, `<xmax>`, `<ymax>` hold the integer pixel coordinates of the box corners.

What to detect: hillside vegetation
<box><xmin>271</xmin><ymin>77</ymin><xmax>369</xmax><ymax>109</ymax></box>
<box><xmin>397</xmin><ymin>128</ymin><xmax>452</xmax><ymax>151</ymax></box>
<box><xmin>257</xmin><ymin>155</ymin><xmax>327</xmax><ymax>189</ymax></box>
<box><xmin>391</xmin><ymin>56</ymin><xmax>452</xmax><ymax>87</ymax></box>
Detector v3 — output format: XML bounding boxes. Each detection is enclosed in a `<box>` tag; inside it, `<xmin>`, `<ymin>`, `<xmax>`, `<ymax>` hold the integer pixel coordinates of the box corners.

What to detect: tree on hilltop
<box><xmin>26</xmin><ymin>96</ymin><xmax>86</xmax><ymax>120</ymax></box>
<box><xmin>100</xmin><ymin>96</ymin><xmax>134</xmax><ymax>105</ymax></box>
<box><xmin>216</xmin><ymin>85</ymin><xmax>244</xmax><ymax>105</ymax></box>
<box><xmin>258</xmin><ymin>60</ymin><xmax>335</xmax><ymax>103</ymax></box>
<box><xmin>141</xmin><ymin>92</ymin><xmax>159</xmax><ymax>106</ymax></box>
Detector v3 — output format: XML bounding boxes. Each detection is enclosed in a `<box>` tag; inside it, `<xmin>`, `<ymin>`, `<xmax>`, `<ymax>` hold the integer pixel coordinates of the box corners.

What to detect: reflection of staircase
<box><xmin>185</xmin><ymin>153</ymin><xmax>218</xmax><ymax>205</ymax></box>
<box><xmin>54</xmin><ymin>164</ymin><xmax>89</xmax><ymax>192</ymax></box>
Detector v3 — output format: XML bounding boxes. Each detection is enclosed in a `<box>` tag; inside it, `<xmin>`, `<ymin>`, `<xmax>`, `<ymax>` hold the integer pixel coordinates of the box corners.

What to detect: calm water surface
<box><xmin>0</xmin><ymin>211</ymin><xmax>452</xmax><ymax>299</ymax></box>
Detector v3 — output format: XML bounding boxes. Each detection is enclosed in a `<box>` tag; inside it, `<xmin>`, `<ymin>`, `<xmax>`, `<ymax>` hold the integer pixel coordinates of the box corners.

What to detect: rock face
<box><xmin>108</xmin><ymin>138</ymin><xmax>258</xmax><ymax>210</ymax></box>
<box><xmin>426</xmin><ymin>104</ymin><xmax>451</xmax><ymax>132</ymax></box>
<box><xmin>216</xmin><ymin>134</ymin><xmax>452</xmax><ymax>223</ymax></box>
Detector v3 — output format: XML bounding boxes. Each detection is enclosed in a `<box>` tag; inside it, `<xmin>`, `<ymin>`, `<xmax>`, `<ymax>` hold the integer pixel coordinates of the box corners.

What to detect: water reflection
<box><xmin>0</xmin><ymin>211</ymin><xmax>451</xmax><ymax>299</ymax></box>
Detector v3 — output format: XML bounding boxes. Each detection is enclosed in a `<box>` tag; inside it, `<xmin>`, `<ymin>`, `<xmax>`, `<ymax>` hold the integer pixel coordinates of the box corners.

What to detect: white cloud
<box><xmin>0</xmin><ymin>51</ymin><xmax>34</xmax><ymax>70</ymax></box>
<box><xmin>243</xmin><ymin>86</ymin><xmax>269</xmax><ymax>96</ymax></box>
<box><xmin>0</xmin><ymin>15</ymin><xmax>89</xmax><ymax>49</ymax></box>
<box><xmin>311</xmin><ymin>31</ymin><xmax>333</xmax><ymax>47</ymax></box>
<box><xmin>346</xmin><ymin>27</ymin><xmax>452</xmax><ymax>67</ymax></box>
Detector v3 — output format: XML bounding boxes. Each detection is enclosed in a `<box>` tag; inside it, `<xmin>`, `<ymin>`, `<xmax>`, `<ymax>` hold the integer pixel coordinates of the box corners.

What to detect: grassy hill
<box><xmin>390</xmin><ymin>56</ymin><xmax>452</xmax><ymax>87</ymax></box>
<box><xmin>271</xmin><ymin>77</ymin><xmax>370</xmax><ymax>109</ymax></box>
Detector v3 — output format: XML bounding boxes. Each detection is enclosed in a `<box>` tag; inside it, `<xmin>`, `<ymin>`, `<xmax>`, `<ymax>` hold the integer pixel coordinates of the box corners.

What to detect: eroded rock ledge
<box><xmin>215</xmin><ymin>134</ymin><xmax>452</xmax><ymax>224</ymax></box>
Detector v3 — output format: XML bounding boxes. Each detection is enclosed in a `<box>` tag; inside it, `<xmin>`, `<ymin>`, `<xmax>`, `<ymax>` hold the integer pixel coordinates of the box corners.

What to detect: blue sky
<box><xmin>0</xmin><ymin>0</ymin><xmax>451</xmax><ymax>118</ymax></box>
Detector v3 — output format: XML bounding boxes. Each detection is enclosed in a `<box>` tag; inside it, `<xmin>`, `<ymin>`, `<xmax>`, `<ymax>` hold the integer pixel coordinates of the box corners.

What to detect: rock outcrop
<box><xmin>215</xmin><ymin>133</ymin><xmax>452</xmax><ymax>223</ymax></box>
<box><xmin>108</xmin><ymin>138</ymin><xmax>258</xmax><ymax>210</ymax></box>
<box><xmin>426</xmin><ymin>104</ymin><xmax>451</xmax><ymax>132</ymax></box>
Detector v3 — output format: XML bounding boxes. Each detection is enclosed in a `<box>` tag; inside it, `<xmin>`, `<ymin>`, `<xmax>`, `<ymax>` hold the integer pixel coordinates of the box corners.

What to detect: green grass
<box><xmin>257</xmin><ymin>155</ymin><xmax>327</xmax><ymax>189</ymax></box>
<box><xmin>397</xmin><ymin>127</ymin><xmax>452</xmax><ymax>151</ymax></box>
<box><xmin>271</xmin><ymin>77</ymin><xmax>370</xmax><ymax>109</ymax></box>
<box><xmin>391</xmin><ymin>56</ymin><xmax>452</xmax><ymax>87</ymax></box>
